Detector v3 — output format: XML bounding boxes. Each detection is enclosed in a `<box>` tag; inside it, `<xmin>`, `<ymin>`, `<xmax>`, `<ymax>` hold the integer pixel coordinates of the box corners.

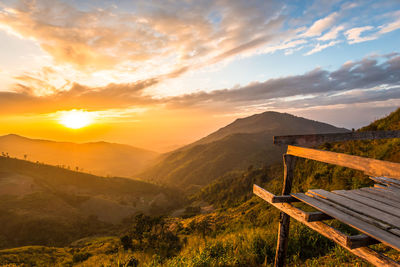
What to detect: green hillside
<box><xmin>1</xmin><ymin>109</ymin><xmax>399</xmax><ymax>266</ymax></box>
<box><xmin>141</xmin><ymin>112</ymin><xmax>348</xmax><ymax>190</ymax></box>
<box><xmin>196</xmin><ymin>108</ymin><xmax>400</xmax><ymax>211</ymax></box>
<box><xmin>0</xmin><ymin>157</ymin><xmax>184</xmax><ymax>249</ymax></box>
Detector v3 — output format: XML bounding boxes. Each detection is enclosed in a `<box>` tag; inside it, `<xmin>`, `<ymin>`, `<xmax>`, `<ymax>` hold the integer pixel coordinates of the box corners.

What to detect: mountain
<box><xmin>0</xmin><ymin>134</ymin><xmax>158</xmax><ymax>177</ymax></box>
<box><xmin>0</xmin><ymin>156</ymin><xmax>184</xmax><ymax>248</ymax></box>
<box><xmin>140</xmin><ymin>111</ymin><xmax>349</xmax><ymax>190</ymax></box>
<box><xmin>5</xmin><ymin>108</ymin><xmax>396</xmax><ymax>267</ymax></box>
<box><xmin>2</xmin><ymin>109</ymin><xmax>399</xmax><ymax>267</ymax></box>
<box><xmin>195</xmin><ymin>107</ymin><xmax>400</xmax><ymax>210</ymax></box>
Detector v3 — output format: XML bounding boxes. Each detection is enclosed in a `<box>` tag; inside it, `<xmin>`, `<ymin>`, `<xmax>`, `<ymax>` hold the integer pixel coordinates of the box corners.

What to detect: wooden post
<box><xmin>275</xmin><ymin>154</ymin><xmax>297</xmax><ymax>267</ymax></box>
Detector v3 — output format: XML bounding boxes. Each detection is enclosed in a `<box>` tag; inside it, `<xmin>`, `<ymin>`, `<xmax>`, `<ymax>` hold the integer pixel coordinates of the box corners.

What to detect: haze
<box><xmin>0</xmin><ymin>0</ymin><xmax>399</xmax><ymax>152</ymax></box>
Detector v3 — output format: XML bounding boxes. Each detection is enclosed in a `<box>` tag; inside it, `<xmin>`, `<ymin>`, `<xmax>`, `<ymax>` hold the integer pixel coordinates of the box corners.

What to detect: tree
<box><xmin>126</xmin><ymin>213</ymin><xmax>182</xmax><ymax>260</ymax></box>
<box><xmin>197</xmin><ymin>216</ymin><xmax>213</xmax><ymax>239</ymax></box>
<box><xmin>120</xmin><ymin>235</ymin><xmax>133</xmax><ymax>251</ymax></box>
<box><xmin>189</xmin><ymin>216</ymin><xmax>213</xmax><ymax>240</ymax></box>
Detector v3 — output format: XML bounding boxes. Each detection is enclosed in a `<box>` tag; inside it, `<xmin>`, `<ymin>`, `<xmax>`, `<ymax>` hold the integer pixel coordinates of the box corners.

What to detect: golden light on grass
<box><xmin>58</xmin><ymin>110</ymin><xmax>95</xmax><ymax>129</ymax></box>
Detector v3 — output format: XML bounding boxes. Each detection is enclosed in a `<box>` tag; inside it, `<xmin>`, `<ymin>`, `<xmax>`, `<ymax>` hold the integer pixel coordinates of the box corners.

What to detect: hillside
<box><xmin>0</xmin><ymin>157</ymin><xmax>184</xmax><ymax>249</ymax></box>
<box><xmin>166</xmin><ymin>108</ymin><xmax>400</xmax><ymax>266</ymax></box>
<box><xmin>0</xmin><ymin>134</ymin><xmax>158</xmax><ymax>177</ymax></box>
<box><xmin>196</xmin><ymin>108</ymin><xmax>400</xmax><ymax>211</ymax></box>
<box><xmin>1</xmin><ymin>109</ymin><xmax>399</xmax><ymax>266</ymax></box>
<box><xmin>140</xmin><ymin>111</ymin><xmax>348</xmax><ymax>190</ymax></box>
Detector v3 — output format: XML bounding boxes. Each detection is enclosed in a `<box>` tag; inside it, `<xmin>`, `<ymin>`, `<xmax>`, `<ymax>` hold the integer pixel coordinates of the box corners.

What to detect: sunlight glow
<box><xmin>58</xmin><ymin>110</ymin><xmax>95</xmax><ymax>129</ymax></box>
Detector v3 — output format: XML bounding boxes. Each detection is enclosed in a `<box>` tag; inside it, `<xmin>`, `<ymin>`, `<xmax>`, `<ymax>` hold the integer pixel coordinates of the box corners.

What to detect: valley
<box><xmin>1</xmin><ymin>109</ymin><xmax>399</xmax><ymax>266</ymax></box>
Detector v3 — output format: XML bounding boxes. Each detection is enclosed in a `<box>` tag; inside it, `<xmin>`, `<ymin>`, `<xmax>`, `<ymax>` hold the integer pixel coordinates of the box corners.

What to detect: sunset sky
<box><xmin>0</xmin><ymin>0</ymin><xmax>400</xmax><ymax>151</ymax></box>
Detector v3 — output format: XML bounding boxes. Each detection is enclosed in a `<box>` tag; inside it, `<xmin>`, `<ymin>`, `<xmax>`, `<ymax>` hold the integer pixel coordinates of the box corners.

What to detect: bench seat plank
<box><xmin>352</xmin><ymin>189</ymin><xmax>400</xmax><ymax>209</ymax></box>
<box><xmin>308</xmin><ymin>189</ymin><xmax>400</xmax><ymax>228</ymax></box>
<box><xmin>304</xmin><ymin>192</ymin><xmax>392</xmax><ymax>230</ymax></box>
<box><xmin>361</xmin><ymin>188</ymin><xmax>400</xmax><ymax>202</ymax></box>
<box><xmin>332</xmin><ymin>190</ymin><xmax>400</xmax><ymax>219</ymax></box>
<box><xmin>292</xmin><ymin>192</ymin><xmax>400</xmax><ymax>251</ymax></box>
<box><xmin>371</xmin><ymin>177</ymin><xmax>400</xmax><ymax>187</ymax></box>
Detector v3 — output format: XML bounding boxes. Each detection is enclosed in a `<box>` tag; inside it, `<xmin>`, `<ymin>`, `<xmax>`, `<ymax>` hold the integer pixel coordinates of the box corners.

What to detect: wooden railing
<box><xmin>287</xmin><ymin>145</ymin><xmax>400</xmax><ymax>179</ymax></box>
<box><xmin>269</xmin><ymin>131</ymin><xmax>400</xmax><ymax>267</ymax></box>
<box><xmin>274</xmin><ymin>130</ymin><xmax>400</xmax><ymax>147</ymax></box>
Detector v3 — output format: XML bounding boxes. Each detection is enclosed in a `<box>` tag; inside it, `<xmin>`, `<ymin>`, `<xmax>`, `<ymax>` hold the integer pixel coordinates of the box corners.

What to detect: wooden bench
<box><xmin>254</xmin><ymin>131</ymin><xmax>400</xmax><ymax>267</ymax></box>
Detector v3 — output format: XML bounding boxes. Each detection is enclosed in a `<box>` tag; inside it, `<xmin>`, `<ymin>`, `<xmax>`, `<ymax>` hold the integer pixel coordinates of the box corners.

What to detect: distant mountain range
<box><xmin>0</xmin><ymin>112</ymin><xmax>349</xmax><ymax>190</ymax></box>
<box><xmin>0</xmin><ymin>134</ymin><xmax>158</xmax><ymax>177</ymax></box>
<box><xmin>140</xmin><ymin>111</ymin><xmax>349</xmax><ymax>190</ymax></box>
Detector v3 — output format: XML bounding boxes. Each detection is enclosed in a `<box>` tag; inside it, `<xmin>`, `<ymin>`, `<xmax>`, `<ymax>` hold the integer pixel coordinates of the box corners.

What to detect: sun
<box><xmin>58</xmin><ymin>110</ymin><xmax>94</xmax><ymax>129</ymax></box>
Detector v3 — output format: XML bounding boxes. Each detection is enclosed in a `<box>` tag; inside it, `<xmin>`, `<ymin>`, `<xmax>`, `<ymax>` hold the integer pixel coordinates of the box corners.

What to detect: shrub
<box><xmin>72</xmin><ymin>252</ymin><xmax>91</xmax><ymax>263</ymax></box>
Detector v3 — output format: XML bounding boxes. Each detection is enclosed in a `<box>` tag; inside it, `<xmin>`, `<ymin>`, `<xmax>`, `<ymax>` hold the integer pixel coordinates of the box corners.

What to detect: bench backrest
<box><xmin>273</xmin><ymin>131</ymin><xmax>400</xmax><ymax>180</ymax></box>
<box><xmin>274</xmin><ymin>131</ymin><xmax>400</xmax><ymax>147</ymax></box>
<box><xmin>286</xmin><ymin>145</ymin><xmax>400</xmax><ymax>180</ymax></box>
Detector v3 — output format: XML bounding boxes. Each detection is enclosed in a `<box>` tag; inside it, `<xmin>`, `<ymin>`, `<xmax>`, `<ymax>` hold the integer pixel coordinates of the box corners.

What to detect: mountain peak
<box><xmin>1</xmin><ymin>133</ymin><xmax>25</xmax><ymax>139</ymax></box>
<box><xmin>193</xmin><ymin>111</ymin><xmax>348</xmax><ymax>146</ymax></box>
<box><xmin>141</xmin><ymin>111</ymin><xmax>349</xmax><ymax>189</ymax></box>
<box><xmin>0</xmin><ymin>134</ymin><xmax>158</xmax><ymax>177</ymax></box>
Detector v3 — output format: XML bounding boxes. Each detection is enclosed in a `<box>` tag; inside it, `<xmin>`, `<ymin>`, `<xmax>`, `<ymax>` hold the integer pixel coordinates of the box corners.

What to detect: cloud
<box><xmin>378</xmin><ymin>17</ymin><xmax>400</xmax><ymax>34</ymax></box>
<box><xmin>0</xmin><ymin>0</ymin><xmax>399</xmax><ymax>117</ymax></box>
<box><xmin>304</xmin><ymin>40</ymin><xmax>341</xmax><ymax>56</ymax></box>
<box><xmin>0</xmin><ymin>0</ymin><xmax>286</xmax><ymax>75</ymax></box>
<box><xmin>344</xmin><ymin>15</ymin><xmax>400</xmax><ymax>45</ymax></box>
<box><xmin>165</xmin><ymin>54</ymin><xmax>400</xmax><ymax>109</ymax></box>
<box><xmin>1</xmin><ymin>54</ymin><xmax>400</xmax><ymax>116</ymax></box>
<box><xmin>345</xmin><ymin>26</ymin><xmax>376</xmax><ymax>44</ymax></box>
<box><xmin>302</xmin><ymin>12</ymin><xmax>338</xmax><ymax>37</ymax></box>
<box><xmin>1</xmin><ymin>0</ymin><xmax>398</xmax><ymax>96</ymax></box>
<box><xmin>318</xmin><ymin>25</ymin><xmax>344</xmax><ymax>41</ymax></box>
<box><xmin>0</xmin><ymin>78</ymin><xmax>160</xmax><ymax>115</ymax></box>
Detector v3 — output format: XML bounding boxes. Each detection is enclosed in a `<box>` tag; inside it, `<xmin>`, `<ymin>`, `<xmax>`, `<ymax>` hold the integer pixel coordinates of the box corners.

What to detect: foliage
<box><xmin>193</xmin><ymin>164</ymin><xmax>282</xmax><ymax>208</ymax></box>
<box><xmin>122</xmin><ymin>214</ymin><xmax>183</xmax><ymax>261</ymax></box>
<box><xmin>181</xmin><ymin>206</ymin><xmax>202</xmax><ymax>218</ymax></box>
<box><xmin>2</xmin><ymin>109</ymin><xmax>400</xmax><ymax>266</ymax></box>
<box><xmin>72</xmin><ymin>252</ymin><xmax>92</xmax><ymax>263</ymax></box>
<box><xmin>0</xmin><ymin>156</ymin><xmax>185</xmax><ymax>249</ymax></box>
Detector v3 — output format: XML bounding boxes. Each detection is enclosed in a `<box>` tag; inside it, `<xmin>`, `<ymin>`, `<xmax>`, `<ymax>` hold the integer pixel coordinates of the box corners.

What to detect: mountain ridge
<box><xmin>190</xmin><ymin>111</ymin><xmax>348</xmax><ymax>146</ymax></box>
<box><xmin>140</xmin><ymin>111</ymin><xmax>349</xmax><ymax>190</ymax></box>
<box><xmin>0</xmin><ymin>134</ymin><xmax>159</xmax><ymax>177</ymax></box>
<box><xmin>0</xmin><ymin>134</ymin><xmax>157</xmax><ymax>152</ymax></box>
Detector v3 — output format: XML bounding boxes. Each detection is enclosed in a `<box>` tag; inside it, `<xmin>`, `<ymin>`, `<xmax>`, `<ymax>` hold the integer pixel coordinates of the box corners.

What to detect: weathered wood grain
<box><xmin>274</xmin><ymin>131</ymin><xmax>400</xmax><ymax>146</ymax></box>
<box><xmin>352</xmin><ymin>189</ymin><xmax>400</xmax><ymax>209</ymax></box>
<box><xmin>375</xmin><ymin>185</ymin><xmax>400</xmax><ymax>196</ymax></box>
<box><xmin>305</xmin><ymin>192</ymin><xmax>392</xmax><ymax>230</ymax></box>
<box><xmin>304</xmin><ymin>211</ymin><xmax>333</xmax><ymax>222</ymax></box>
<box><xmin>371</xmin><ymin>176</ymin><xmax>400</xmax><ymax>187</ymax></box>
<box><xmin>390</xmin><ymin>228</ymin><xmax>400</xmax><ymax>237</ymax></box>
<box><xmin>293</xmin><ymin>192</ymin><xmax>400</xmax><ymax>251</ymax></box>
<box><xmin>275</xmin><ymin>154</ymin><xmax>297</xmax><ymax>267</ymax></box>
<box><xmin>251</xmin><ymin>185</ymin><xmax>298</xmax><ymax>203</ymax></box>
<box><xmin>346</xmin><ymin>234</ymin><xmax>380</xmax><ymax>249</ymax></box>
<box><xmin>309</xmin><ymin>189</ymin><xmax>400</xmax><ymax>228</ymax></box>
<box><xmin>254</xmin><ymin>185</ymin><xmax>400</xmax><ymax>266</ymax></box>
<box><xmin>362</xmin><ymin>188</ymin><xmax>400</xmax><ymax>202</ymax></box>
<box><xmin>286</xmin><ymin>145</ymin><xmax>400</xmax><ymax>179</ymax></box>
<box><xmin>332</xmin><ymin>190</ymin><xmax>400</xmax><ymax>219</ymax></box>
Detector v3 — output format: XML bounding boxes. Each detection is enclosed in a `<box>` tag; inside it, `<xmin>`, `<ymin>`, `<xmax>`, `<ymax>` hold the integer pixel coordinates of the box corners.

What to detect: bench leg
<box><xmin>274</xmin><ymin>154</ymin><xmax>297</xmax><ymax>267</ymax></box>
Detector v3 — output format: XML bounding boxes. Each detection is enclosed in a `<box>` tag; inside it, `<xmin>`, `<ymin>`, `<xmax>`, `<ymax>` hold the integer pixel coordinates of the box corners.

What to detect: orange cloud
<box><xmin>0</xmin><ymin>0</ymin><xmax>286</xmax><ymax>75</ymax></box>
<box><xmin>1</xmin><ymin>54</ymin><xmax>399</xmax><ymax>117</ymax></box>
